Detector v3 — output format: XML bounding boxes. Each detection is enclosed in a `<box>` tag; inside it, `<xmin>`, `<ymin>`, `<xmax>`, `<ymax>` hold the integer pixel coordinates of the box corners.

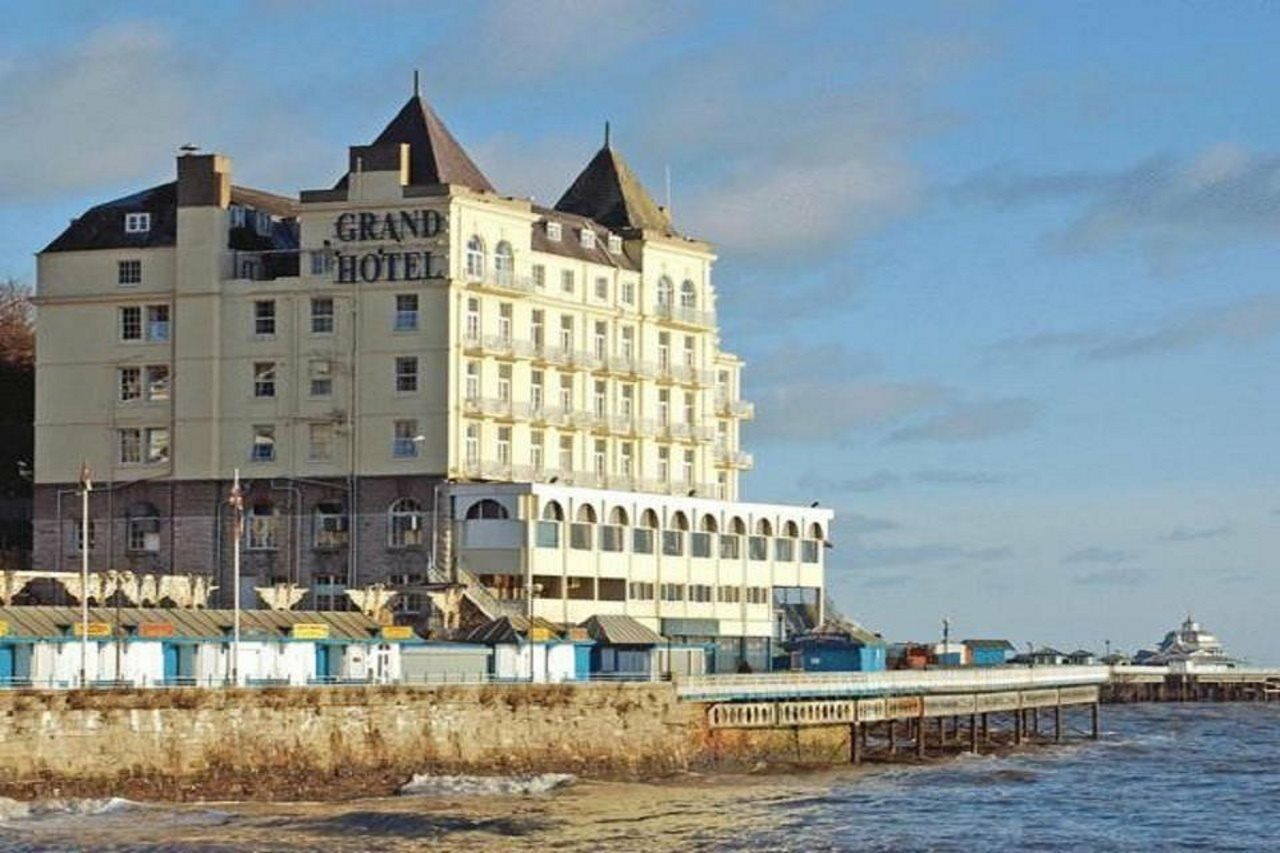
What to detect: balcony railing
<box><xmin>715</xmin><ymin>448</ymin><xmax>755</xmax><ymax>469</ymax></box>
<box><xmin>654</xmin><ymin>303</ymin><xmax>717</xmax><ymax>328</ymax></box>
<box><xmin>716</xmin><ymin>396</ymin><xmax>756</xmax><ymax>420</ymax></box>
<box><xmin>465</xmin><ymin>270</ymin><xmax>536</xmax><ymax>294</ymax></box>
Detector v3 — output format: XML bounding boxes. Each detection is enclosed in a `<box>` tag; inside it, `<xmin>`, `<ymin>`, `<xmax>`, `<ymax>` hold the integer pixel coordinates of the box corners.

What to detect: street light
<box><xmin>227</xmin><ymin>470</ymin><xmax>245</xmax><ymax>687</ymax></box>
<box><xmin>78</xmin><ymin>461</ymin><xmax>92</xmax><ymax>688</ymax></box>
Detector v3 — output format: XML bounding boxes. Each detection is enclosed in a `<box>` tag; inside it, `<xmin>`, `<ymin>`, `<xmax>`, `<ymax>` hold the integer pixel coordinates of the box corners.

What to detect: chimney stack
<box><xmin>177</xmin><ymin>153</ymin><xmax>232</xmax><ymax>208</ymax></box>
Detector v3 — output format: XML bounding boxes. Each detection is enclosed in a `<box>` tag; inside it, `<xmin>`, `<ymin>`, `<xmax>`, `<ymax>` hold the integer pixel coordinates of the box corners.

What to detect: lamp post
<box><xmin>228</xmin><ymin>470</ymin><xmax>244</xmax><ymax>687</ymax></box>
<box><xmin>78</xmin><ymin>462</ymin><xmax>92</xmax><ymax>688</ymax></box>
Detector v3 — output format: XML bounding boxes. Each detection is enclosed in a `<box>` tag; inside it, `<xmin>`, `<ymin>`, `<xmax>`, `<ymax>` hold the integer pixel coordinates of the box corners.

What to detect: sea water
<box><xmin>0</xmin><ymin>704</ymin><xmax>1276</xmax><ymax>851</ymax></box>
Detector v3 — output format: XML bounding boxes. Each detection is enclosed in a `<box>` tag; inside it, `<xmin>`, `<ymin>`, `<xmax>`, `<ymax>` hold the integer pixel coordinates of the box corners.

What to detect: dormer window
<box><xmin>546</xmin><ymin>221</ymin><xmax>562</xmax><ymax>242</ymax></box>
<box><xmin>580</xmin><ymin>228</ymin><xmax>595</xmax><ymax>249</ymax></box>
<box><xmin>124</xmin><ymin>212</ymin><xmax>151</xmax><ymax>234</ymax></box>
<box><xmin>255</xmin><ymin>211</ymin><xmax>273</xmax><ymax>236</ymax></box>
<box><xmin>229</xmin><ymin>205</ymin><xmax>247</xmax><ymax>228</ymax></box>
<box><xmin>607</xmin><ymin>234</ymin><xmax>622</xmax><ymax>254</ymax></box>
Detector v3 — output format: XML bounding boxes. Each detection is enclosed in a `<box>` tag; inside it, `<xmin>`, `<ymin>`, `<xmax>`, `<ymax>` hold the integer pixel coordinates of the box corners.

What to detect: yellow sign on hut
<box><xmin>291</xmin><ymin>623</ymin><xmax>330</xmax><ymax>641</ymax></box>
<box><xmin>73</xmin><ymin>622</ymin><xmax>113</xmax><ymax>638</ymax></box>
<box><xmin>0</xmin><ymin>621</ymin><xmax>9</xmax><ymax>638</ymax></box>
<box><xmin>380</xmin><ymin>625</ymin><xmax>414</xmax><ymax>642</ymax></box>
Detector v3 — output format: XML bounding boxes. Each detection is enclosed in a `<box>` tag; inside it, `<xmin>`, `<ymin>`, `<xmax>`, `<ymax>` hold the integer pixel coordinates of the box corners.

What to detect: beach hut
<box><xmin>462</xmin><ymin>615</ymin><xmax>592</xmax><ymax>683</ymax></box>
<box><xmin>963</xmin><ymin>639</ymin><xmax>1015</xmax><ymax>667</ymax></box>
<box><xmin>785</xmin><ymin>621</ymin><xmax>886</xmax><ymax>673</ymax></box>
<box><xmin>579</xmin><ymin>615</ymin><xmax>665</xmax><ymax>680</ymax></box>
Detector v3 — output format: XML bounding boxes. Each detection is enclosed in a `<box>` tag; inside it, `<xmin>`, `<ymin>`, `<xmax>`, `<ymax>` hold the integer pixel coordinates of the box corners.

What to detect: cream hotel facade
<box><xmin>33</xmin><ymin>88</ymin><xmax>832</xmax><ymax>670</ymax></box>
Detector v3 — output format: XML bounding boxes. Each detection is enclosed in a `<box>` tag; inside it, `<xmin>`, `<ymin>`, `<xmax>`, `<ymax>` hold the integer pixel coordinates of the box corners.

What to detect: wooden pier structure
<box><xmin>1104</xmin><ymin>666</ymin><xmax>1280</xmax><ymax>703</ymax></box>
<box><xmin>678</xmin><ymin>667</ymin><xmax>1108</xmax><ymax>764</ymax></box>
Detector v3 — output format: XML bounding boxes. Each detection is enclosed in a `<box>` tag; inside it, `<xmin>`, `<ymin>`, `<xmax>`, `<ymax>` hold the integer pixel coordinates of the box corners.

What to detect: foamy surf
<box><xmin>398</xmin><ymin>773</ymin><xmax>576</xmax><ymax>797</ymax></box>
<box><xmin>0</xmin><ymin>796</ymin><xmax>136</xmax><ymax>823</ymax></box>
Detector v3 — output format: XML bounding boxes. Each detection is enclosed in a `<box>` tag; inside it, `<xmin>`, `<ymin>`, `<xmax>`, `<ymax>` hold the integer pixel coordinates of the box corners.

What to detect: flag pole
<box><xmin>78</xmin><ymin>462</ymin><xmax>92</xmax><ymax>688</ymax></box>
<box><xmin>229</xmin><ymin>469</ymin><xmax>244</xmax><ymax>687</ymax></box>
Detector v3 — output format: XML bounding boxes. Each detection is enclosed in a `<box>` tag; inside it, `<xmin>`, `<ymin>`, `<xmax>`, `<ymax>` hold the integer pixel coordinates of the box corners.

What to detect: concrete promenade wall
<box><xmin>0</xmin><ymin>684</ymin><xmax>848</xmax><ymax>800</ymax></box>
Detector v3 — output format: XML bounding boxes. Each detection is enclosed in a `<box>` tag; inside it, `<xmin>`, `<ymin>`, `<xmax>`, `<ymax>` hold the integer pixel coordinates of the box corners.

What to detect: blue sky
<box><xmin>2</xmin><ymin>1</ymin><xmax>1277</xmax><ymax>661</ymax></box>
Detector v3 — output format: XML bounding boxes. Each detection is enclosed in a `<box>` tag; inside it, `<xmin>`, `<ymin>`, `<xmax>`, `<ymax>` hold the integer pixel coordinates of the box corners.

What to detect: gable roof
<box><xmin>554</xmin><ymin>144</ymin><xmax>672</xmax><ymax>233</ymax></box>
<box><xmin>963</xmin><ymin>639</ymin><xmax>1016</xmax><ymax>651</ymax></box>
<box><xmin>0</xmin><ymin>605</ymin><xmax>381</xmax><ymax>641</ymax></box>
<box><xmin>461</xmin><ymin>614</ymin><xmax>563</xmax><ymax>645</ymax></box>
<box><xmin>338</xmin><ymin>94</ymin><xmax>494</xmax><ymax>193</ymax></box>
<box><xmin>579</xmin><ymin>614</ymin><xmax>664</xmax><ymax>646</ymax></box>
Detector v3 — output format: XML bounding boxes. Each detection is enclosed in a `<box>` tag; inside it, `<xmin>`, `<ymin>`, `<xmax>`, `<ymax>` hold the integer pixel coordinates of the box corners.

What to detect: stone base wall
<box><xmin>0</xmin><ymin>684</ymin><xmax>849</xmax><ymax>801</ymax></box>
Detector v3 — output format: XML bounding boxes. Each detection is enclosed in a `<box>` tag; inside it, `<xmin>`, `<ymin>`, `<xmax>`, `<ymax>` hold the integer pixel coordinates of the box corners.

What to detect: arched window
<box><xmin>466</xmin><ymin>235</ymin><xmax>486</xmax><ymax>280</ymax></box>
<box><xmin>656</xmin><ymin>276</ymin><xmax>673</xmax><ymax>308</ymax></box>
<box><xmin>493</xmin><ymin>241</ymin><xmax>514</xmax><ymax>285</ymax></box>
<box><xmin>313</xmin><ymin>500</ymin><xmax>349</xmax><ymax>549</ymax></box>
<box><xmin>608</xmin><ymin>507</ymin><xmax>629</xmax><ymax>526</ymax></box>
<box><xmin>729</xmin><ymin>516</ymin><xmax>746</xmax><ymax>535</ymax></box>
<box><xmin>680</xmin><ymin>280</ymin><xmax>697</xmax><ymax>308</ymax></box>
<box><xmin>542</xmin><ymin>500</ymin><xmax>565</xmax><ymax>521</ymax></box>
<box><xmin>670</xmin><ymin>511</ymin><xmax>689</xmax><ymax>531</ymax></box>
<box><xmin>700</xmin><ymin>514</ymin><xmax>718</xmax><ymax>533</ymax></box>
<box><xmin>576</xmin><ymin>504</ymin><xmax>598</xmax><ymax>524</ymax></box>
<box><xmin>634</xmin><ymin>508</ymin><xmax>658</xmax><ymax>554</ymax></box>
<box><xmin>602</xmin><ymin>506</ymin><xmax>629</xmax><ymax>552</ymax></box>
<box><xmin>466</xmin><ymin>498</ymin><xmax>509</xmax><ymax>520</ymax></box>
<box><xmin>664</xmin><ymin>511</ymin><xmax>688</xmax><ymax>556</ymax></box>
<box><xmin>571</xmin><ymin>504</ymin><xmax>596</xmax><ymax>550</ymax></box>
<box><xmin>537</xmin><ymin>500</ymin><xmax>562</xmax><ymax>548</ymax></box>
<box><xmin>777</xmin><ymin>520</ymin><xmax>799</xmax><ymax>562</ymax></box>
<box><xmin>755</xmin><ymin>518</ymin><xmax>773</xmax><ymax>536</ymax></box>
<box><xmin>388</xmin><ymin>498</ymin><xmax>424</xmax><ymax>548</ymax></box>
<box><xmin>802</xmin><ymin>521</ymin><xmax>824</xmax><ymax>564</ymax></box>
<box><xmin>750</xmin><ymin>518</ymin><xmax>772</xmax><ymax>561</ymax></box>
<box><xmin>126</xmin><ymin>501</ymin><xmax>161</xmax><ymax>553</ymax></box>
<box><xmin>782</xmin><ymin>520</ymin><xmax>799</xmax><ymax>538</ymax></box>
<box><xmin>809</xmin><ymin>522</ymin><xmax>824</xmax><ymax>540</ymax></box>
<box><xmin>720</xmin><ymin>515</ymin><xmax>745</xmax><ymax>559</ymax></box>
<box><xmin>692</xmin><ymin>513</ymin><xmax>717</xmax><ymax>558</ymax></box>
<box><xmin>246</xmin><ymin>501</ymin><xmax>278</xmax><ymax>551</ymax></box>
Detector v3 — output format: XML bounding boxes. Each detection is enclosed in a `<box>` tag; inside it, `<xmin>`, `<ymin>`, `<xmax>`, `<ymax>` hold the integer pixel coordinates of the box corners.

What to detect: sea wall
<box><xmin>0</xmin><ymin>685</ymin><xmax>849</xmax><ymax>800</ymax></box>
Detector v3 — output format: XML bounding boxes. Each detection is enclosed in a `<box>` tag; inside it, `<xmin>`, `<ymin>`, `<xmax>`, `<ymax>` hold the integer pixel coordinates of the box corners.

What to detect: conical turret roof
<box><xmin>555</xmin><ymin>142</ymin><xmax>670</xmax><ymax>232</ymax></box>
<box><xmin>342</xmin><ymin>93</ymin><xmax>495</xmax><ymax>192</ymax></box>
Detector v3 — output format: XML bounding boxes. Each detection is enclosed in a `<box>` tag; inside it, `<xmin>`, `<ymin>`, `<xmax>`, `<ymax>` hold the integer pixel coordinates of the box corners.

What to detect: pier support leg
<box><xmin>861</xmin><ymin>721</ymin><xmax>869</xmax><ymax>754</ymax></box>
<box><xmin>850</xmin><ymin>723</ymin><xmax>861</xmax><ymax>765</ymax></box>
<box><xmin>888</xmin><ymin>719</ymin><xmax>896</xmax><ymax>754</ymax></box>
<box><xmin>1054</xmin><ymin>705</ymin><xmax>1062</xmax><ymax>743</ymax></box>
<box><xmin>1090</xmin><ymin>703</ymin><xmax>1100</xmax><ymax>740</ymax></box>
<box><xmin>917</xmin><ymin>716</ymin><xmax>926</xmax><ymax>758</ymax></box>
<box><xmin>969</xmin><ymin>713</ymin><xmax>978</xmax><ymax>754</ymax></box>
<box><xmin>1014</xmin><ymin>709</ymin><xmax>1023</xmax><ymax>745</ymax></box>
<box><xmin>1032</xmin><ymin>707</ymin><xmax>1039</xmax><ymax>737</ymax></box>
<box><xmin>981</xmin><ymin>712</ymin><xmax>989</xmax><ymax>743</ymax></box>
<box><xmin>936</xmin><ymin>716</ymin><xmax>944</xmax><ymax>744</ymax></box>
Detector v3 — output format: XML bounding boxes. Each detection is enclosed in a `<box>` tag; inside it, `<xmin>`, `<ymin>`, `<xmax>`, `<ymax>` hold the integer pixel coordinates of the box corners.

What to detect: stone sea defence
<box><xmin>0</xmin><ymin>684</ymin><xmax>850</xmax><ymax>801</ymax></box>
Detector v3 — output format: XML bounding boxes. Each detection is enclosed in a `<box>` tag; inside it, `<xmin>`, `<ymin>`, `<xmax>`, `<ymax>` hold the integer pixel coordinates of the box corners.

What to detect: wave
<box><xmin>399</xmin><ymin>773</ymin><xmax>576</xmax><ymax>797</ymax></box>
<box><xmin>0</xmin><ymin>796</ymin><xmax>136</xmax><ymax>823</ymax></box>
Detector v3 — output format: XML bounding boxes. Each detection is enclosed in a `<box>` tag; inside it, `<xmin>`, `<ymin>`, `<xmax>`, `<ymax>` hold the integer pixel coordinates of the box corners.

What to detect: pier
<box><xmin>1105</xmin><ymin>666</ymin><xmax>1280</xmax><ymax>703</ymax></box>
<box><xmin>680</xmin><ymin>667</ymin><xmax>1108</xmax><ymax>763</ymax></box>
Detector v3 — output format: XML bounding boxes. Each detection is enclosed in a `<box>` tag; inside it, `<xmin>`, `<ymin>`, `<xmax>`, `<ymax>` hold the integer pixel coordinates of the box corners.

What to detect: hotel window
<box><xmin>593</xmin><ymin>439</ymin><xmax>607</xmax><ymax>477</ymax></box>
<box><xmin>465</xmin><ymin>360</ymin><xmax>480</xmax><ymax>400</ymax></box>
<box><xmin>629</xmin><ymin>582</ymin><xmax>654</xmax><ymax>601</ymax></box>
<box><xmin>146</xmin><ymin>427</ymin><xmax>169</xmax><ymax>463</ymax></box>
<box><xmin>118</xmin><ymin>259</ymin><xmax>141</xmax><ymax>286</ymax></box>
<box><xmin>680</xmin><ymin>280</ymin><xmax>697</xmax><ymax>308</ymax></box>
<box><xmin>593</xmin><ymin>380</ymin><xmax>607</xmax><ymax>417</ymax></box>
<box><xmin>561</xmin><ymin>269</ymin><xmax>574</xmax><ymax>294</ymax></box>
<box><xmin>530</xmin><ymin>430</ymin><xmax>544</xmax><ymax>470</ymax></box>
<box><xmin>683</xmin><ymin>391</ymin><xmax>695</xmax><ymax>424</ymax></box>
<box><xmin>537</xmin><ymin>501</ymin><xmax>563</xmax><ymax>548</ymax></box>
<box><xmin>775</xmin><ymin>538</ymin><xmax>795</xmax><ymax>562</ymax></box>
<box><xmin>559</xmin><ymin>374</ymin><xmax>573</xmax><ymax>411</ymax></box>
<box><xmin>621</xmin><ymin>326</ymin><xmax>634</xmax><ymax>359</ymax></box>
<box><xmin>498</xmin><ymin>302</ymin><xmax>513</xmax><ymax>342</ymax></box>
<box><xmin>683</xmin><ymin>336</ymin><xmax>696</xmax><ymax>366</ymax></box>
<box><xmin>530</xmin><ymin>370</ymin><xmax>544</xmax><ymax>410</ymax></box>
<box><xmin>254</xmin><ymin>300</ymin><xmax>276</xmax><ymax>336</ymax></box>
<box><xmin>558</xmin><ymin>435</ymin><xmax>573</xmax><ymax>472</ymax></box>
<box><xmin>720</xmin><ymin>530</ymin><xmax>741</xmax><ymax>559</ymax></box>
<box><xmin>247</xmin><ymin>502</ymin><xmax>278</xmax><ymax>551</ymax></box>
<box><xmin>532</xmin><ymin>264</ymin><xmax>546</xmax><ymax>288</ymax></box>
<box><xmin>531</xmin><ymin>309</ymin><xmax>545</xmax><ymax>347</ymax></box>
<box><xmin>497</xmin><ymin>426</ymin><xmax>512</xmax><ymax>465</ymax></box>
<box><xmin>747</xmin><ymin>587</ymin><xmax>769</xmax><ymax>605</ymax></box>
<box><xmin>682</xmin><ymin>450</ymin><xmax>694</xmax><ymax>485</ymax></box>
<box><xmin>657</xmin><ymin>390</ymin><xmax>670</xmax><ymax>426</ymax></box>
<box><xmin>465</xmin><ymin>298</ymin><xmax>480</xmax><ymax>341</ymax></box>
<box><xmin>689</xmin><ymin>584</ymin><xmax>712</xmax><ymax>603</ymax></box>
<box><xmin>656</xmin><ymin>276</ymin><xmax>673</xmax><ymax>308</ymax></box>
<box><xmin>394</xmin><ymin>294</ymin><xmax>419</xmax><ymax>331</ymax></box>
<box><xmin>621</xmin><ymin>281</ymin><xmax>635</xmax><ymax>305</ymax></box>
<box><xmin>717</xmin><ymin>472</ymin><xmax>729</xmax><ymax>501</ymax></box>
<box><xmin>124</xmin><ymin>212</ymin><xmax>151</xmax><ymax>234</ymax></box>
<box><xmin>313</xmin><ymin>501</ymin><xmax>349</xmax><ymax>550</ymax></box>
<box><xmin>594</xmin><ymin>277</ymin><xmax>609</xmax><ymax>301</ymax></box>
<box><xmin>497</xmin><ymin>364</ymin><xmax>512</xmax><ymax>402</ymax></box>
<box><xmin>634</xmin><ymin>510</ymin><xmax>657</xmax><ymax>554</ymax></box>
<box><xmin>251</xmin><ymin>425</ymin><xmax>276</xmax><ymax>462</ymax></box>
<box><xmin>126</xmin><ymin>503</ymin><xmax>161</xmax><ymax>553</ymax></box>
<box><xmin>72</xmin><ymin>520</ymin><xmax>96</xmax><ymax>552</ymax></box>
<box><xmin>388</xmin><ymin>498</ymin><xmax>425</xmax><ymax>548</ymax></box>
<box><xmin>393</xmin><ymin>419</ymin><xmax>419</xmax><ymax>458</ymax></box>
<box><xmin>118</xmin><ymin>428</ymin><xmax>142</xmax><ymax>464</ymax></box>
<box><xmin>620</xmin><ymin>442</ymin><xmax>634</xmax><ymax>476</ymax></box>
<box><xmin>464</xmin><ymin>423</ymin><xmax>480</xmax><ymax>466</ymax></box>
<box><xmin>608</xmin><ymin>234</ymin><xmax>623</xmax><ymax>254</ymax></box>
<box><xmin>255</xmin><ymin>211</ymin><xmax>273</xmax><ymax>237</ymax></box>
<box><xmin>749</xmin><ymin>535</ymin><xmax>768</xmax><ymax>561</ymax></box>
<box><xmin>620</xmin><ymin>384</ymin><xmax>634</xmax><ymax>417</ymax></box>
<box><xmin>546</xmin><ymin>221</ymin><xmax>562</xmax><ymax>241</ymax></box>
<box><xmin>657</xmin><ymin>446</ymin><xmax>670</xmax><ymax>482</ymax></box>
<box><xmin>691</xmin><ymin>532</ymin><xmax>712</xmax><ymax>559</ymax></box>
<box><xmin>395</xmin><ymin>356</ymin><xmax>418</xmax><ymax>393</ymax></box>
<box><xmin>570</xmin><ymin>505</ymin><xmax>596</xmax><ymax>550</ymax></box>
<box><xmin>119</xmin><ymin>367</ymin><xmax>142</xmax><ymax>402</ymax></box>
<box><xmin>801</xmin><ymin>540</ymin><xmax>820</xmax><ymax>563</ymax></box>
<box><xmin>310</xmin><ymin>250</ymin><xmax>333</xmax><ymax>276</ymax></box>
<box><xmin>559</xmin><ymin>315</ymin><xmax>574</xmax><ymax>350</ymax></box>
<box><xmin>465</xmin><ymin>235</ymin><xmax>485</xmax><ymax>280</ymax></box>
<box><xmin>580</xmin><ymin>228</ymin><xmax>595</xmax><ymax>249</ymax></box>
<box><xmin>120</xmin><ymin>307</ymin><xmax>142</xmax><ymax>340</ymax></box>
<box><xmin>494</xmin><ymin>241</ymin><xmax>514</xmax><ymax>285</ymax></box>
<box><xmin>146</xmin><ymin>305</ymin><xmax>169</xmax><ymax>342</ymax></box>
<box><xmin>230</xmin><ymin>206</ymin><xmax>247</xmax><ymax>228</ymax></box>
<box><xmin>310</xmin><ymin>297</ymin><xmax>334</xmax><ymax>334</ymax></box>
<box><xmin>717</xmin><ymin>586</ymin><xmax>741</xmax><ymax>604</ymax></box>
<box><xmin>660</xmin><ymin>583</ymin><xmax>685</xmax><ymax>602</ymax></box>
<box><xmin>657</xmin><ymin>332</ymin><xmax>670</xmax><ymax>370</ymax></box>
<box><xmin>593</xmin><ymin>321</ymin><xmax>607</xmax><ymax>359</ymax></box>
<box><xmin>309</xmin><ymin>360</ymin><xmax>332</xmax><ymax>397</ymax></box>
<box><xmin>253</xmin><ymin>362</ymin><xmax>276</xmax><ymax>398</ymax></box>
<box><xmin>308</xmin><ymin>423</ymin><xmax>334</xmax><ymax>461</ymax></box>
<box><xmin>312</xmin><ymin>573</ymin><xmax>345</xmax><ymax>609</ymax></box>
<box><xmin>146</xmin><ymin>365</ymin><xmax>170</xmax><ymax>401</ymax></box>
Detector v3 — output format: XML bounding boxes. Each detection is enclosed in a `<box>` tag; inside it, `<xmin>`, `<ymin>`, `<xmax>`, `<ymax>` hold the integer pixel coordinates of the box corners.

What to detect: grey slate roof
<box><xmin>336</xmin><ymin>94</ymin><xmax>495</xmax><ymax>193</ymax></box>
<box><xmin>579</xmin><ymin>614</ymin><xmax>664</xmax><ymax>646</ymax></box>
<box><xmin>554</xmin><ymin>144</ymin><xmax>673</xmax><ymax>234</ymax></box>
<box><xmin>531</xmin><ymin>205</ymin><xmax>641</xmax><ymax>272</ymax></box>
<box><xmin>461</xmin><ymin>615</ymin><xmax>564</xmax><ymax>645</ymax></box>
<box><xmin>0</xmin><ymin>606</ymin><xmax>383</xmax><ymax>641</ymax></box>
<box><xmin>963</xmin><ymin>639</ymin><xmax>1016</xmax><ymax>651</ymax></box>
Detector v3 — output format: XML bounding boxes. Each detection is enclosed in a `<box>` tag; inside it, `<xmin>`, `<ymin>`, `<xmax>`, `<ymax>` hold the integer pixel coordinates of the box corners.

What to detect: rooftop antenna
<box><xmin>178</xmin><ymin>143</ymin><xmax>199</xmax><ymax>156</ymax></box>
<box><xmin>413</xmin><ymin>69</ymin><xmax>421</xmax><ymax>98</ymax></box>
<box><xmin>604</xmin><ymin>121</ymin><xmax>611</xmax><ymax>149</ymax></box>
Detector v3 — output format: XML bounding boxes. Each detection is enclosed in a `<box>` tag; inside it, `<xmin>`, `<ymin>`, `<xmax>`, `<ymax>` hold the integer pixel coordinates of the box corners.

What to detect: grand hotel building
<box><xmin>33</xmin><ymin>89</ymin><xmax>831</xmax><ymax>669</ymax></box>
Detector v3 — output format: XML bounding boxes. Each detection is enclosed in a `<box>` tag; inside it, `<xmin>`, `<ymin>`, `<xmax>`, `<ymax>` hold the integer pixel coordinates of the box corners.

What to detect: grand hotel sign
<box><xmin>331</xmin><ymin>209</ymin><xmax>444</xmax><ymax>284</ymax></box>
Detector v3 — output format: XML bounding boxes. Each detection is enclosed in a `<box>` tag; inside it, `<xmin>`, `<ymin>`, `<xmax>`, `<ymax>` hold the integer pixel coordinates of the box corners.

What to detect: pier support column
<box><xmin>887</xmin><ymin>719</ymin><xmax>896</xmax><ymax>754</ymax></box>
<box><xmin>1014</xmin><ymin>709</ymin><xmax>1023</xmax><ymax>745</ymax></box>
<box><xmin>861</xmin><ymin>721</ymin><xmax>869</xmax><ymax>754</ymax></box>
<box><xmin>917</xmin><ymin>716</ymin><xmax>927</xmax><ymax>758</ymax></box>
<box><xmin>969</xmin><ymin>713</ymin><xmax>978</xmax><ymax>754</ymax></box>
<box><xmin>1090</xmin><ymin>703</ymin><xmax>1100</xmax><ymax>740</ymax></box>
<box><xmin>1054</xmin><ymin>705</ymin><xmax>1062</xmax><ymax>743</ymax></box>
<box><xmin>1031</xmin><ymin>707</ymin><xmax>1039</xmax><ymax>737</ymax></box>
<box><xmin>850</xmin><ymin>723</ymin><xmax>861</xmax><ymax>765</ymax></box>
<box><xmin>981</xmin><ymin>712</ymin><xmax>989</xmax><ymax>743</ymax></box>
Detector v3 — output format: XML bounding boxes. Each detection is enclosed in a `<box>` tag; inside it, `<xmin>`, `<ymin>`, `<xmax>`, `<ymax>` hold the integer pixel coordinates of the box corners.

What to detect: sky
<box><xmin>1</xmin><ymin>1</ymin><xmax>1277</xmax><ymax>662</ymax></box>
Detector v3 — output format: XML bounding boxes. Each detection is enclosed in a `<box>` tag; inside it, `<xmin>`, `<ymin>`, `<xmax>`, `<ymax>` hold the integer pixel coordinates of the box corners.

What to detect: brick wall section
<box><xmin>0</xmin><ymin>684</ymin><xmax>850</xmax><ymax>800</ymax></box>
<box><xmin>32</xmin><ymin>475</ymin><xmax>446</xmax><ymax>607</ymax></box>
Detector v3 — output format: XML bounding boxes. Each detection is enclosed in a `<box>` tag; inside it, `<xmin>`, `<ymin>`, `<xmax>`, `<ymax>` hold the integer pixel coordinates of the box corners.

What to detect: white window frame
<box><xmin>124</xmin><ymin>212</ymin><xmax>151</xmax><ymax>234</ymax></box>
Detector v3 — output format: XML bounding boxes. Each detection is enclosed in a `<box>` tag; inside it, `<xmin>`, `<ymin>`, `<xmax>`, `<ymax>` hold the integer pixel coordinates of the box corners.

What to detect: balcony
<box><xmin>716</xmin><ymin>396</ymin><xmax>756</xmax><ymax>420</ymax></box>
<box><xmin>715</xmin><ymin>448</ymin><xmax>755</xmax><ymax>469</ymax></box>
<box><xmin>462</xmin><ymin>398</ymin><xmax>530</xmax><ymax>420</ymax></box>
<box><xmin>654</xmin><ymin>303</ymin><xmax>716</xmax><ymax>329</ymax></box>
<box><xmin>536</xmin><ymin>344</ymin><xmax>572</xmax><ymax>366</ymax></box>
<box><xmin>465</xmin><ymin>270</ymin><xmax>536</xmax><ymax>295</ymax></box>
<box><xmin>229</xmin><ymin>250</ymin><xmax>299</xmax><ymax>282</ymax></box>
<box><xmin>481</xmin><ymin>335</ymin><xmax>535</xmax><ymax>359</ymax></box>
